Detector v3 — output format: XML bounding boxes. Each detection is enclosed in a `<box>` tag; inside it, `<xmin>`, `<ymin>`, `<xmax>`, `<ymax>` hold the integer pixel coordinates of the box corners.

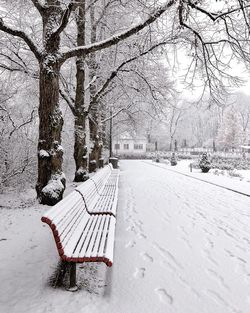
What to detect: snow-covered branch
<box><xmin>0</xmin><ymin>19</ymin><xmax>41</xmax><ymax>61</ymax></box>
<box><xmin>92</xmin><ymin>41</ymin><xmax>169</xmax><ymax>105</ymax></box>
<box><xmin>61</xmin><ymin>0</ymin><xmax>177</xmax><ymax>62</ymax></box>
<box><xmin>187</xmin><ymin>1</ymin><xmax>250</xmax><ymax>22</ymax></box>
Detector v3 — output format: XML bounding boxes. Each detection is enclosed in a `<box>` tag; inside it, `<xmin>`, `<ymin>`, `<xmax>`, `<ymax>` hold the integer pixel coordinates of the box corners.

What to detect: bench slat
<box><xmin>104</xmin><ymin>216</ymin><xmax>116</xmax><ymax>263</ymax></box>
<box><xmin>78</xmin><ymin>215</ymin><xmax>102</xmax><ymax>256</ymax></box>
<box><xmin>98</xmin><ymin>215</ymin><xmax>111</xmax><ymax>256</ymax></box>
<box><xmin>90</xmin><ymin>216</ymin><xmax>107</xmax><ymax>257</ymax></box>
<box><xmin>70</xmin><ymin>215</ymin><xmax>99</xmax><ymax>258</ymax></box>
<box><xmin>56</xmin><ymin>200</ymin><xmax>87</xmax><ymax>241</ymax></box>
<box><xmin>63</xmin><ymin>213</ymin><xmax>92</xmax><ymax>257</ymax></box>
<box><xmin>61</xmin><ymin>208</ymin><xmax>89</xmax><ymax>248</ymax></box>
<box><xmin>85</xmin><ymin>215</ymin><xmax>107</xmax><ymax>258</ymax></box>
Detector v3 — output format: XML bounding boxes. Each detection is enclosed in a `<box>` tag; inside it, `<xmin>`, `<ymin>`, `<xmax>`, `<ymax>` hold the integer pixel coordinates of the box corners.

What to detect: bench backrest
<box><xmin>90</xmin><ymin>165</ymin><xmax>112</xmax><ymax>193</ymax></box>
<box><xmin>75</xmin><ymin>179</ymin><xmax>98</xmax><ymax>212</ymax></box>
<box><xmin>75</xmin><ymin>165</ymin><xmax>112</xmax><ymax>209</ymax></box>
<box><xmin>41</xmin><ymin>190</ymin><xmax>88</xmax><ymax>258</ymax></box>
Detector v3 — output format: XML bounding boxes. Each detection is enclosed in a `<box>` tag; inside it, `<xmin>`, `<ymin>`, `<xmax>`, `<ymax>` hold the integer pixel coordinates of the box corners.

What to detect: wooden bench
<box><xmin>76</xmin><ymin>164</ymin><xmax>119</xmax><ymax>216</ymax></box>
<box><xmin>41</xmin><ymin>164</ymin><xmax>119</xmax><ymax>291</ymax></box>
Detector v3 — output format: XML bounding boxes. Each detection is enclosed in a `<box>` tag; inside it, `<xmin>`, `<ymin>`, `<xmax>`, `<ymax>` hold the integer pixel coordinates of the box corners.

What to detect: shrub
<box><xmin>228</xmin><ymin>170</ymin><xmax>243</xmax><ymax>179</ymax></box>
<box><xmin>170</xmin><ymin>152</ymin><xmax>177</xmax><ymax>166</ymax></box>
<box><xmin>210</xmin><ymin>156</ymin><xmax>250</xmax><ymax>171</ymax></box>
<box><xmin>199</xmin><ymin>153</ymin><xmax>211</xmax><ymax>173</ymax></box>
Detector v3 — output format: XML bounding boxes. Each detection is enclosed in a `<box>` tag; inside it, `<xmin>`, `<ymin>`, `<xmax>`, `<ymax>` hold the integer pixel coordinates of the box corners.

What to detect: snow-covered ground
<box><xmin>1</xmin><ymin>160</ymin><xmax>250</xmax><ymax>313</ymax></box>
<box><xmin>151</xmin><ymin>159</ymin><xmax>250</xmax><ymax>196</ymax></box>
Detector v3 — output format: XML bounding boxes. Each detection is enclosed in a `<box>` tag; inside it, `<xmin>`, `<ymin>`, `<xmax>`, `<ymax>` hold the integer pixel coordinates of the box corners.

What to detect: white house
<box><xmin>113</xmin><ymin>133</ymin><xmax>147</xmax><ymax>157</ymax></box>
<box><xmin>241</xmin><ymin>145</ymin><xmax>250</xmax><ymax>151</ymax></box>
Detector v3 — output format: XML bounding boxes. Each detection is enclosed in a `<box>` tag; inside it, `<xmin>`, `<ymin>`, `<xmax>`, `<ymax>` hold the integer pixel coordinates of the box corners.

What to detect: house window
<box><xmin>124</xmin><ymin>144</ymin><xmax>129</xmax><ymax>150</ymax></box>
<box><xmin>134</xmin><ymin>144</ymin><xmax>143</xmax><ymax>150</ymax></box>
<box><xmin>114</xmin><ymin>144</ymin><xmax>120</xmax><ymax>150</ymax></box>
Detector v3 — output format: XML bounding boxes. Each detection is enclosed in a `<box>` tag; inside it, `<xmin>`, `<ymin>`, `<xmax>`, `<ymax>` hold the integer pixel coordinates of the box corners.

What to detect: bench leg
<box><xmin>54</xmin><ymin>260</ymin><xmax>67</xmax><ymax>287</ymax></box>
<box><xmin>66</xmin><ymin>262</ymin><xmax>78</xmax><ymax>292</ymax></box>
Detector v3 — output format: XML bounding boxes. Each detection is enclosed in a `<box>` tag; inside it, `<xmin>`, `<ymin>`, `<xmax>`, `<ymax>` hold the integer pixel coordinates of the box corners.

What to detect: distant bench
<box><xmin>41</xmin><ymin>164</ymin><xmax>119</xmax><ymax>291</ymax></box>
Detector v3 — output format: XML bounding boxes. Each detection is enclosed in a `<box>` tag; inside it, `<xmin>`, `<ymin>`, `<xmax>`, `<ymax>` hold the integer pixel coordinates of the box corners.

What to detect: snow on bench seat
<box><xmin>41</xmin><ymin>191</ymin><xmax>116</xmax><ymax>267</ymax></box>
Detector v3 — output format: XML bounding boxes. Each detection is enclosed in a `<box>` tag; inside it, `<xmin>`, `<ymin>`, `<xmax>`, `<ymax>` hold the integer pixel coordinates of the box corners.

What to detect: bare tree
<box><xmin>0</xmin><ymin>0</ymin><xmax>178</xmax><ymax>204</ymax></box>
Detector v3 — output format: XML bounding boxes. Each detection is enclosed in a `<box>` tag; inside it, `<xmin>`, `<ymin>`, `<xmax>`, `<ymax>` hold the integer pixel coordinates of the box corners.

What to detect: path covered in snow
<box><xmin>1</xmin><ymin>160</ymin><xmax>250</xmax><ymax>313</ymax></box>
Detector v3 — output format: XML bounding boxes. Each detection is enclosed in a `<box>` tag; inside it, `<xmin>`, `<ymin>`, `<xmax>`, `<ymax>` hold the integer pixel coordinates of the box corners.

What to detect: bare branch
<box><xmin>9</xmin><ymin>110</ymin><xmax>36</xmax><ymax>138</ymax></box>
<box><xmin>52</xmin><ymin>2</ymin><xmax>75</xmax><ymax>38</ymax></box>
<box><xmin>30</xmin><ymin>0</ymin><xmax>45</xmax><ymax>15</ymax></box>
<box><xmin>59</xmin><ymin>88</ymin><xmax>76</xmax><ymax>115</ymax></box>
<box><xmin>102</xmin><ymin>103</ymin><xmax>133</xmax><ymax>123</ymax></box>
<box><xmin>0</xmin><ymin>19</ymin><xmax>41</xmax><ymax>61</ymax></box>
<box><xmin>92</xmin><ymin>41</ymin><xmax>170</xmax><ymax>105</ymax></box>
<box><xmin>187</xmin><ymin>1</ymin><xmax>250</xmax><ymax>22</ymax></box>
<box><xmin>61</xmin><ymin>0</ymin><xmax>177</xmax><ymax>61</ymax></box>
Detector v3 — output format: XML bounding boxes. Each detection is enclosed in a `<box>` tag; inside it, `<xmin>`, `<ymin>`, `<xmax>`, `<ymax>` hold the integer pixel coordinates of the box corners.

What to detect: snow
<box><xmin>41</xmin><ymin>174</ymin><xmax>65</xmax><ymax>200</ymax></box>
<box><xmin>1</xmin><ymin>160</ymin><xmax>250</xmax><ymax>313</ymax></box>
<box><xmin>150</xmin><ymin>159</ymin><xmax>250</xmax><ymax>196</ymax></box>
<box><xmin>76</xmin><ymin>167</ymin><xmax>87</xmax><ymax>175</ymax></box>
<box><xmin>39</xmin><ymin>149</ymin><xmax>50</xmax><ymax>158</ymax></box>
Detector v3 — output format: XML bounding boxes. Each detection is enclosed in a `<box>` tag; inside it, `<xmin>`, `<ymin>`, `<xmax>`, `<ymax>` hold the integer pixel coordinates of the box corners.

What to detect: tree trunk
<box><xmin>36</xmin><ymin>4</ymin><xmax>66</xmax><ymax>205</ymax></box>
<box><xmin>213</xmin><ymin>139</ymin><xmax>216</xmax><ymax>152</ymax></box>
<box><xmin>88</xmin><ymin>5</ymin><xmax>103</xmax><ymax>172</ymax></box>
<box><xmin>73</xmin><ymin>1</ymin><xmax>89</xmax><ymax>182</ymax></box>
<box><xmin>169</xmin><ymin>136</ymin><xmax>173</xmax><ymax>151</ymax></box>
<box><xmin>74</xmin><ymin>84</ymin><xmax>89</xmax><ymax>181</ymax></box>
<box><xmin>89</xmin><ymin>115</ymin><xmax>102</xmax><ymax>171</ymax></box>
<box><xmin>36</xmin><ymin>60</ymin><xmax>65</xmax><ymax>205</ymax></box>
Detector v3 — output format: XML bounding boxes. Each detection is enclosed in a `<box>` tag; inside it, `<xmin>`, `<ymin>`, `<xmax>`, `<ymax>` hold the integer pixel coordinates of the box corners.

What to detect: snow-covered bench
<box><xmin>76</xmin><ymin>164</ymin><xmax>119</xmax><ymax>216</ymax></box>
<box><xmin>41</xmin><ymin>164</ymin><xmax>119</xmax><ymax>291</ymax></box>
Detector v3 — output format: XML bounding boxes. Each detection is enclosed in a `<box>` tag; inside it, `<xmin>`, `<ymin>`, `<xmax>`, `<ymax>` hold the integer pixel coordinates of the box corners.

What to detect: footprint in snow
<box><xmin>134</xmin><ymin>267</ymin><xmax>146</xmax><ymax>279</ymax></box>
<box><xmin>138</xmin><ymin>233</ymin><xmax>147</xmax><ymax>239</ymax></box>
<box><xmin>125</xmin><ymin>241</ymin><xmax>136</xmax><ymax>248</ymax></box>
<box><xmin>141</xmin><ymin>252</ymin><xmax>154</xmax><ymax>262</ymax></box>
<box><xmin>155</xmin><ymin>288</ymin><xmax>173</xmax><ymax>305</ymax></box>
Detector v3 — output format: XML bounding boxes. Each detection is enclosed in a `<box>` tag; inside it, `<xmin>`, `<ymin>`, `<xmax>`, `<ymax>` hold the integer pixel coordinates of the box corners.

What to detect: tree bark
<box><xmin>73</xmin><ymin>1</ymin><xmax>89</xmax><ymax>182</ymax></box>
<box><xmin>88</xmin><ymin>5</ymin><xmax>103</xmax><ymax>172</ymax></box>
<box><xmin>36</xmin><ymin>4</ymin><xmax>66</xmax><ymax>205</ymax></box>
<box><xmin>36</xmin><ymin>60</ymin><xmax>65</xmax><ymax>205</ymax></box>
